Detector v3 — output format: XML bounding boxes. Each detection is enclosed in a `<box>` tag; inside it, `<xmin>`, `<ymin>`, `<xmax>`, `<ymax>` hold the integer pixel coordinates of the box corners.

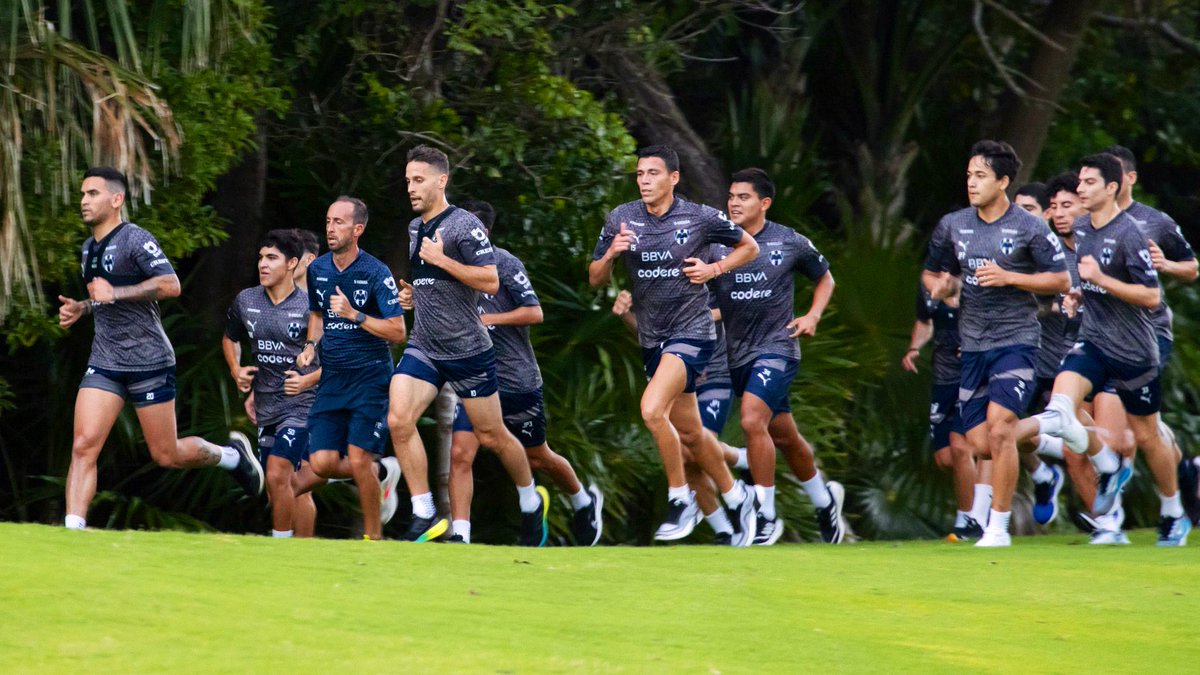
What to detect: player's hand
<box><xmin>1148</xmin><ymin>239</ymin><xmax>1168</xmax><ymax>271</ymax></box>
<box><xmin>234</xmin><ymin>365</ymin><xmax>258</xmax><ymax>393</ymax></box>
<box><xmin>607</xmin><ymin>222</ymin><xmax>636</xmax><ymax>258</ymax></box>
<box><xmin>397</xmin><ymin>279</ymin><xmax>414</xmax><ymax>310</ymax></box>
<box><xmin>1077</xmin><ymin>255</ymin><xmax>1101</xmax><ymax>282</ymax></box>
<box><xmin>87</xmin><ymin>277</ymin><xmax>115</xmax><ymax>303</ymax></box>
<box><xmin>975</xmin><ymin>260</ymin><xmax>1010</xmax><ymax>287</ymax></box>
<box><xmin>901</xmin><ymin>348</ymin><xmax>920</xmax><ymax>373</ymax></box>
<box><xmin>282</xmin><ymin>370</ymin><xmax>308</xmax><ymax>396</ymax></box>
<box><xmin>244</xmin><ymin>391</ymin><xmax>257</xmax><ymax>425</ymax></box>
<box><xmin>418</xmin><ymin>236</ymin><xmax>447</xmax><ymax>266</ymax></box>
<box><xmin>1062</xmin><ymin>288</ymin><xmax>1081</xmax><ymax>319</ymax></box>
<box><xmin>58</xmin><ymin>295</ymin><xmax>86</xmax><ymax>328</ymax></box>
<box><xmin>329</xmin><ymin>286</ymin><xmax>356</xmax><ymax>319</ymax></box>
<box><xmin>788</xmin><ymin>313</ymin><xmax>819</xmax><ymax>338</ymax></box>
<box><xmin>296</xmin><ymin>345</ymin><xmax>315</xmax><ymax>368</ymax></box>
<box><xmin>611</xmin><ymin>289</ymin><xmax>633</xmax><ymax>316</ymax></box>
<box><xmin>682</xmin><ymin>258</ymin><xmax>718</xmax><ymax>284</ymax></box>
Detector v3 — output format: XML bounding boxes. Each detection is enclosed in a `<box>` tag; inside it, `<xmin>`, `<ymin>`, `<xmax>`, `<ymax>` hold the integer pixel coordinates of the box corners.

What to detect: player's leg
<box><xmin>640</xmin><ymin>352</ymin><xmax>690</xmax><ymax>490</ymax></box>
<box><xmin>387</xmin><ymin>372</ymin><xmax>442</xmax><ymax>541</ymax></box>
<box><xmin>948</xmin><ymin>432</ymin><xmax>978</xmax><ymax>531</ymax></box>
<box><xmin>293</xmin><ymin>488</ymin><xmax>317</xmax><ymax>537</ymax></box>
<box><xmin>448</xmin><ymin>406</ymin><xmax>481</xmax><ymax>543</ymax></box>
<box><xmin>135</xmin><ymin>399</ymin><xmax>264</xmax><ymax>496</ymax></box>
<box><xmin>768</xmin><ymin>412</ymin><xmax>843</xmax><ymax>544</ymax></box>
<box><xmin>65</xmin><ymin>385</ymin><xmax>126</xmax><ymax>527</ymax></box>
<box><xmin>686</xmin><ymin>459</ymin><xmax>731</xmax><ymax>543</ymax></box>
<box><xmin>1121</xmin><ymin>384</ymin><xmax>1188</xmax><ymax>545</ymax></box>
<box><xmin>265</xmin><ymin>455</ymin><xmax>296</xmax><ymax>535</ymax></box>
<box><xmin>671</xmin><ymin>392</ymin><xmax>755</xmax><ymax>545</ymax></box>
<box><xmin>460</xmin><ymin>394</ymin><xmax>546</xmax><ymax>546</ymax></box>
<box><xmin>345</xmin><ymin>442</ymin><xmax>383</xmax><ymax>540</ymax></box>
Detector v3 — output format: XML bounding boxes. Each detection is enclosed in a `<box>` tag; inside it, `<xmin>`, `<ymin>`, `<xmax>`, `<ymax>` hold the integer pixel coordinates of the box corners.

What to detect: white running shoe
<box><xmin>975</xmin><ymin>530</ymin><xmax>1012</xmax><ymax>547</ymax></box>
<box><xmin>378</xmin><ymin>456</ymin><xmax>401</xmax><ymax>525</ymax></box>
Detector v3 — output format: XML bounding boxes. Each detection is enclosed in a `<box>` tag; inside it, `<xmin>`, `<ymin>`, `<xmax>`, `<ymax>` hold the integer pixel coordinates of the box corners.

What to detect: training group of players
<box><xmin>55</xmin><ymin>139</ymin><xmax>1197</xmax><ymax>547</ymax></box>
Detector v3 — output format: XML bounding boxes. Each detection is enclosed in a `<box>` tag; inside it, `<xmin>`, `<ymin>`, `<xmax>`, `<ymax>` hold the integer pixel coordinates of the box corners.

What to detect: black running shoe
<box><xmin>816</xmin><ymin>481</ymin><xmax>845</xmax><ymax>544</ymax></box>
<box><xmin>752</xmin><ymin>512</ymin><xmax>784</xmax><ymax>546</ymax></box>
<box><xmin>1070</xmin><ymin>509</ymin><xmax>1099</xmax><ymax>534</ymax></box>
<box><xmin>402</xmin><ymin>515</ymin><xmax>448</xmax><ymax>543</ymax></box>
<box><xmin>952</xmin><ymin>515</ymin><xmax>984</xmax><ymax>542</ymax></box>
<box><xmin>713</xmin><ymin>532</ymin><xmax>733</xmax><ymax>546</ymax></box>
<box><xmin>1178</xmin><ymin>456</ymin><xmax>1200</xmax><ymax>526</ymax></box>
<box><xmin>725</xmin><ymin>481</ymin><xmax>757</xmax><ymax>547</ymax></box>
<box><xmin>518</xmin><ymin>486</ymin><xmax>549</xmax><ymax>546</ymax></box>
<box><xmin>446</xmin><ymin>534</ymin><xmax>467</xmax><ymax>544</ymax></box>
<box><xmin>571</xmin><ymin>484</ymin><xmax>604</xmax><ymax>546</ymax></box>
<box><xmin>227</xmin><ymin>431</ymin><xmax>264</xmax><ymax>497</ymax></box>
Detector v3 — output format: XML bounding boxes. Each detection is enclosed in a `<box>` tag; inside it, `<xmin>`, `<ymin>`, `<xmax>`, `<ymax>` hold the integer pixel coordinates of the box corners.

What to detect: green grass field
<box><xmin>1</xmin><ymin>522</ymin><xmax>1197</xmax><ymax>673</ymax></box>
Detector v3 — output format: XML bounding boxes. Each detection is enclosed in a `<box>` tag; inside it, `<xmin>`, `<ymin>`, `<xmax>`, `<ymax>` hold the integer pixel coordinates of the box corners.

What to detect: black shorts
<box><xmin>80</xmin><ymin>365</ymin><xmax>176</xmax><ymax>408</ymax></box>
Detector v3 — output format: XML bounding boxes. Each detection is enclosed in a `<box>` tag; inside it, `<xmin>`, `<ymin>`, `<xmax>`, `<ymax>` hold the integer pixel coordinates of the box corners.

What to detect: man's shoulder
<box><xmin>674</xmin><ymin>197</ymin><xmax>726</xmax><ymax>222</ymax></box>
<box><xmin>310</xmin><ymin>252</ymin><xmax>335</xmax><ymax>272</ymax></box>
<box><xmin>936</xmin><ymin>207</ymin><xmax>974</xmax><ymax>231</ymax></box>
<box><xmin>493</xmin><ymin>246</ymin><xmax>523</xmax><ymax>267</ymax></box>
<box><xmin>608</xmin><ymin>200</ymin><xmax>642</xmax><ymax>222</ymax></box>
<box><xmin>234</xmin><ymin>286</ymin><xmax>262</xmax><ymax>306</ymax></box>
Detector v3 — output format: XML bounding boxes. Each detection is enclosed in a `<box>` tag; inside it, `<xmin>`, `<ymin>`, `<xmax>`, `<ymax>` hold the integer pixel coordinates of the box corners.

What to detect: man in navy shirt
<box><xmin>589</xmin><ymin>145</ymin><xmax>761</xmax><ymax>546</ymax></box>
<box><xmin>294</xmin><ymin>197</ymin><xmax>406</xmax><ymax>541</ymax></box>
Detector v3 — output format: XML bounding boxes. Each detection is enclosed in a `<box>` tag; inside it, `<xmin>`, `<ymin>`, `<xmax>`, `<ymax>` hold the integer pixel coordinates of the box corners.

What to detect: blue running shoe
<box><xmin>1092</xmin><ymin>459</ymin><xmax>1133</xmax><ymax>516</ymax></box>
<box><xmin>1032</xmin><ymin>465</ymin><xmax>1064</xmax><ymax>525</ymax></box>
<box><xmin>1157</xmin><ymin>514</ymin><xmax>1191</xmax><ymax>547</ymax></box>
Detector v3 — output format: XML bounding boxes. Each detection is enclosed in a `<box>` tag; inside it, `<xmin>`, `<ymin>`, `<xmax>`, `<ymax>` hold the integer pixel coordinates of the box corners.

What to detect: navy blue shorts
<box><xmin>642</xmin><ymin>339</ymin><xmax>714</xmax><ymax>394</ymax></box>
<box><xmin>258</xmin><ymin>424</ymin><xmax>309</xmax><ymax>471</ymax></box>
<box><xmin>452</xmin><ymin>387</ymin><xmax>547</xmax><ymax>448</ymax></box>
<box><xmin>1027</xmin><ymin>376</ymin><xmax>1056</xmax><ymax>414</ymax></box>
<box><xmin>395</xmin><ymin>345</ymin><xmax>498</xmax><ymax>399</ymax></box>
<box><xmin>958</xmin><ymin>345</ymin><xmax>1036</xmax><ymax>432</ymax></box>
<box><xmin>1061</xmin><ymin>340</ymin><xmax>1160</xmax><ymax>416</ymax></box>
<box><xmin>930</xmin><ymin>382</ymin><xmax>962</xmax><ymax>451</ymax></box>
<box><xmin>731</xmin><ymin>354</ymin><xmax>798</xmax><ymax>415</ymax></box>
<box><xmin>1158</xmin><ymin>335</ymin><xmax>1173</xmax><ymax>376</ymax></box>
<box><xmin>696</xmin><ymin>383</ymin><xmax>733</xmax><ymax>434</ymax></box>
<box><xmin>80</xmin><ymin>365</ymin><xmax>176</xmax><ymax>408</ymax></box>
<box><xmin>308</xmin><ymin>361</ymin><xmax>391</xmax><ymax>455</ymax></box>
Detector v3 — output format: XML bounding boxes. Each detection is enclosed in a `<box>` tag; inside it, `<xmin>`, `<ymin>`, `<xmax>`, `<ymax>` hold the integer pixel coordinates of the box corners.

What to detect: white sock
<box><xmin>1091</xmin><ymin>446</ymin><xmax>1120</xmax><ymax>474</ymax></box>
<box><xmin>721</xmin><ymin>482</ymin><xmax>748</xmax><ymax>509</ymax></box>
<box><xmin>452</xmin><ymin>519</ymin><xmax>472</xmax><ymax>543</ymax></box>
<box><xmin>1035</xmin><ymin>394</ymin><xmax>1076</xmax><ymax>436</ymax></box>
<box><xmin>411</xmin><ymin>492</ymin><xmax>436</xmax><ymax>519</ymax></box>
<box><xmin>217</xmin><ymin>445</ymin><xmax>241</xmax><ymax>470</ymax></box>
<box><xmin>970</xmin><ymin>484</ymin><xmax>993</xmax><ymax>524</ymax></box>
<box><xmin>801</xmin><ymin>475</ymin><xmax>831</xmax><ymax>508</ymax></box>
<box><xmin>271</xmin><ymin>529</ymin><xmax>293</xmax><ymax>538</ymax></box>
<box><xmin>1030</xmin><ymin>461</ymin><xmax>1054</xmax><ymax>484</ymax></box>
<box><xmin>569</xmin><ymin>488</ymin><xmax>592</xmax><ymax>511</ymax></box>
<box><xmin>1035</xmin><ymin>435</ymin><xmax>1064</xmax><ymax>460</ymax></box>
<box><xmin>759</xmin><ymin>485</ymin><xmax>777</xmax><ymax>520</ymax></box>
<box><xmin>1161</xmin><ymin>492</ymin><xmax>1184</xmax><ymax>519</ymax></box>
<box><xmin>704</xmin><ymin>508</ymin><xmax>734</xmax><ymax>535</ymax></box>
<box><xmin>65</xmin><ymin>514</ymin><xmax>86</xmax><ymax>530</ymax></box>
<box><xmin>733</xmin><ymin>447</ymin><xmax>749</xmax><ymax>470</ymax></box>
<box><xmin>667</xmin><ymin>484</ymin><xmax>690</xmax><ymax>503</ymax></box>
<box><xmin>517</xmin><ymin>482</ymin><xmax>541</xmax><ymax>513</ymax></box>
<box><xmin>954</xmin><ymin>510</ymin><xmax>968</xmax><ymax>528</ymax></box>
<box><xmin>985</xmin><ymin>509</ymin><xmax>1011</xmax><ymax>534</ymax></box>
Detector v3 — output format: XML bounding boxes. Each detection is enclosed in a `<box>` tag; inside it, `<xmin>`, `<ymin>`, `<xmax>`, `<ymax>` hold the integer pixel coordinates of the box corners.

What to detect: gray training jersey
<box><xmin>409</xmin><ymin>206</ymin><xmax>497</xmax><ymax>360</ymax></box>
<box><xmin>1035</xmin><ymin>244</ymin><xmax>1081</xmax><ymax>379</ymax></box>
<box><xmin>924</xmin><ymin>204</ymin><xmax>1066</xmax><ymax>352</ymax></box>
<box><xmin>592</xmin><ymin>197</ymin><xmax>743</xmax><ymax>348</ymax></box>
<box><xmin>80</xmin><ymin>223</ymin><xmax>176</xmax><ymax>371</ymax></box>
<box><xmin>711</xmin><ymin>220</ymin><xmax>830</xmax><ymax>368</ymax></box>
<box><xmin>226</xmin><ymin>286</ymin><xmax>317</xmax><ymax>427</ymax></box>
<box><xmin>479</xmin><ymin>247</ymin><xmax>542</xmax><ymax>393</ymax></box>
<box><xmin>1126</xmin><ymin>200</ymin><xmax>1194</xmax><ymax>343</ymax></box>
<box><xmin>1074</xmin><ymin>211</ymin><xmax>1160</xmax><ymax>367</ymax></box>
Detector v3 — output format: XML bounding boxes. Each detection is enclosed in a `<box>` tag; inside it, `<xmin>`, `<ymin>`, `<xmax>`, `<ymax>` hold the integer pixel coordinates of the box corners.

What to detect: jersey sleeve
<box><xmin>373</xmin><ymin>270</ymin><xmax>404</xmax><ymax>319</ymax></box>
<box><xmin>130</xmin><ymin>230</ymin><xmax>175</xmax><ymax>278</ymax></box>
<box><xmin>307</xmin><ymin>267</ymin><xmax>322</xmax><ymax>312</ymax></box>
<box><xmin>1029</xmin><ymin>227</ymin><xmax>1067</xmax><ymax>273</ymax></box>
<box><xmin>1124</xmin><ymin>228</ymin><xmax>1160</xmax><ymax>289</ymax></box>
<box><xmin>702</xmin><ymin>209</ymin><xmax>743</xmax><ymax>247</ymax></box>
<box><xmin>591</xmin><ymin>210</ymin><xmax>621</xmax><ymax>261</ymax></box>
<box><xmin>923</xmin><ymin>218</ymin><xmax>954</xmax><ymax>273</ymax></box>
<box><xmin>454</xmin><ymin>221</ymin><xmax>497</xmax><ymax>268</ymax></box>
<box><xmin>793</xmin><ymin>233</ymin><xmax>830</xmax><ymax>281</ymax></box>
<box><xmin>224</xmin><ymin>297</ymin><xmax>248</xmax><ymax>342</ymax></box>
<box><xmin>914</xmin><ymin>285</ymin><xmax>934</xmax><ymax>322</ymax></box>
<box><xmin>1154</xmin><ymin>216</ymin><xmax>1195</xmax><ymax>263</ymax></box>
<box><xmin>500</xmin><ymin>255</ymin><xmax>539</xmax><ymax>308</ymax></box>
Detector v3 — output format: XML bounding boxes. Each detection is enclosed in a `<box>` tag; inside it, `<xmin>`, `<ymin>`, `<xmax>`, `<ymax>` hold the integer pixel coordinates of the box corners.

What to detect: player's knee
<box><xmin>1131</xmin><ymin>424</ymin><xmax>1158</xmax><ymax>453</ymax></box>
<box><xmin>267</xmin><ymin>467</ymin><xmax>293</xmax><ymax>496</ymax></box>
<box><xmin>676</xmin><ymin>426</ymin><xmax>704</xmax><ymax>449</ymax></box>
<box><xmin>307</xmin><ymin>453</ymin><xmax>336</xmax><ymax>477</ymax></box>
<box><xmin>932</xmin><ymin>447</ymin><xmax>953</xmax><ymax>472</ymax></box>
<box><xmin>525</xmin><ymin>448</ymin><xmax>550</xmax><ymax>472</ymax></box>
<box><xmin>387</xmin><ymin>408</ymin><xmax>418</xmax><ymax>440</ymax></box>
<box><xmin>986</xmin><ymin>425</ymin><xmax>1014</xmax><ymax>452</ymax></box>
<box><xmin>640</xmin><ymin>402</ymin><xmax>669</xmax><ymax>429</ymax></box>
<box><xmin>145</xmin><ymin>441</ymin><xmax>183</xmax><ymax>468</ymax></box>
<box><xmin>70</xmin><ymin>432</ymin><xmax>104</xmax><ymax>462</ymax></box>
<box><xmin>473</xmin><ymin>427</ymin><xmax>509</xmax><ymax>452</ymax></box>
<box><xmin>450</xmin><ymin>443</ymin><xmax>476</xmax><ymax>470</ymax></box>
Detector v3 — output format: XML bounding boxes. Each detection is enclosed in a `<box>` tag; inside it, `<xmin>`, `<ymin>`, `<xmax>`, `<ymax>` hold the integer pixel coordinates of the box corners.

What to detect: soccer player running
<box><xmin>713</xmin><ymin>168</ymin><xmax>845</xmax><ymax>545</ymax></box>
<box><xmin>923</xmin><ymin>141</ymin><xmax>1069</xmax><ymax>548</ymax></box>
<box><xmin>293</xmin><ymin>197</ymin><xmax>405</xmax><ymax>541</ymax></box>
<box><xmin>58</xmin><ymin>167</ymin><xmax>263</xmax><ymax>530</ymax></box>
<box><xmin>223</xmin><ymin>230</ymin><xmax>322</xmax><ymax>538</ymax></box>
<box><xmin>444</xmin><ymin>200</ymin><xmax>603</xmax><ymax>545</ymax></box>
<box><xmin>390</xmin><ymin>146</ymin><xmax>548</xmax><ymax>546</ymax></box>
<box><xmin>1013</xmin><ymin>154</ymin><xmax>1189</xmax><ymax>546</ymax></box>
<box><xmin>589</xmin><ymin>145</ymin><xmax>760</xmax><ymax>546</ymax></box>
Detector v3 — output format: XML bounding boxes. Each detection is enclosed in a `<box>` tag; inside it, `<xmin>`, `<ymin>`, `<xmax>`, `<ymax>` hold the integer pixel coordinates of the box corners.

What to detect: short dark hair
<box><xmin>407</xmin><ymin>144</ymin><xmax>450</xmax><ymax>174</ymax></box>
<box><xmin>1044</xmin><ymin>172</ymin><xmax>1079</xmax><ymax>201</ymax></box>
<box><xmin>261</xmin><ymin>229</ymin><xmax>302</xmax><ymax>261</ymax></box>
<box><xmin>636</xmin><ymin>145</ymin><xmax>680</xmax><ymax>173</ymax></box>
<box><xmin>291</xmin><ymin>228</ymin><xmax>320</xmax><ymax>256</ymax></box>
<box><xmin>335</xmin><ymin>195</ymin><xmax>369</xmax><ymax>227</ymax></box>
<box><xmin>83</xmin><ymin>166</ymin><xmax>129</xmax><ymax>196</ymax></box>
<box><xmin>1080</xmin><ymin>153</ymin><xmax>1123</xmax><ymax>193</ymax></box>
<box><xmin>1015</xmin><ymin>182</ymin><xmax>1048</xmax><ymax>210</ymax></box>
<box><xmin>1103</xmin><ymin>145</ymin><xmax>1137</xmax><ymax>173</ymax></box>
<box><xmin>730</xmin><ymin>167</ymin><xmax>775</xmax><ymax>200</ymax></box>
<box><xmin>459</xmin><ymin>199</ymin><xmax>497</xmax><ymax>234</ymax></box>
<box><xmin>969</xmin><ymin>140</ymin><xmax>1022</xmax><ymax>183</ymax></box>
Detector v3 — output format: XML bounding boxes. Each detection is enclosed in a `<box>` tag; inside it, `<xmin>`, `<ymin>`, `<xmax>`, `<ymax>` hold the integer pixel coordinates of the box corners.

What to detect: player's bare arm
<box><xmin>480</xmin><ymin>305</ymin><xmax>543</xmax><ymax>327</ymax></box>
<box><xmin>1077</xmin><ymin>255</ymin><xmax>1161</xmax><ymax>308</ymax></box>
<box><xmin>87</xmin><ymin>273</ymin><xmax>181</xmax><ymax>303</ymax></box>
<box><xmin>975</xmin><ymin>261</ymin><xmax>1069</xmax><ymax>294</ymax></box>
<box><xmin>788</xmin><ymin>271</ymin><xmax>835</xmax><ymax>338</ymax></box>
<box><xmin>588</xmin><ymin>222</ymin><xmax>636</xmax><ymax>287</ymax></box>
<box><xmin>329</xmin><ymin>286</ymin><xmax>407</xmax><ymax>343</ymax></box>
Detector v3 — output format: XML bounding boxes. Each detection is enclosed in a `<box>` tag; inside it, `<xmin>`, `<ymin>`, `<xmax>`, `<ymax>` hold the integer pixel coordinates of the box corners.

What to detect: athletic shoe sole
<box><xmin>1032</xmin><ymin>466</ymin><xmax>1064</xmax><ymax>525</ymax></box>
<box><xmin>731</xmin><ymin>481</ymin><xmax>757</xmax><ymax>547</ymax></box>
<box><xmin>974</xmin><ymin>532</ymin><xmax>1011</xmax><ymax>547</ymax></box>
<box><xmin>534</xmin><ymin>485</ymin><xmax>550</xmax><ymax>547</ymax></box>
<box><xmin>654</xmin><ymin>500</ymin><xmax>699</xmax><ymax>541</ymax></box>
<box><xmin>586</xmin><ymin>484</ymin><xmax>604</xmax><ymax>546</ymax></box>
<box><xmin>1090</xmin><ymin>530</ymin><xmax>1131</xmax><ymax>545</ymax></box>
<box><xmin>1157</xmin><ymin>518</ymin><xmax>1191</xmax><ymax>547</ymax></box>
<box><xmin>410</xmin><ymin>517</ymin><xmax>449</xmax><ymax>543</ymax></box>
<box><xmin>229</xmin><ymin>431</ymin><xmax>264</xmax><ymax>496</ymax></box>
<box><xmin>827</xmin><ymin>481</ymin><xmax>846</xmax><ymax>544</ymax></box>
<box><xmin>753</xmin><ymin>518</ymin><xmax>784</xmax><ymax>546</ymax></box>
<box><xmin>378</xmin><ymin>456</ymin><xmax>401</xmax><ymax>525</ymax></box>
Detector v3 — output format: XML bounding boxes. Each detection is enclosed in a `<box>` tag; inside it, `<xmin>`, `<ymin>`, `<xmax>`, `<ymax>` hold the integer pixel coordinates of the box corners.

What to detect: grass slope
<box><xmin>0</xmin><ymin>523</ymin><xmax>1197</xmax><ymax>673</ymax></box>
